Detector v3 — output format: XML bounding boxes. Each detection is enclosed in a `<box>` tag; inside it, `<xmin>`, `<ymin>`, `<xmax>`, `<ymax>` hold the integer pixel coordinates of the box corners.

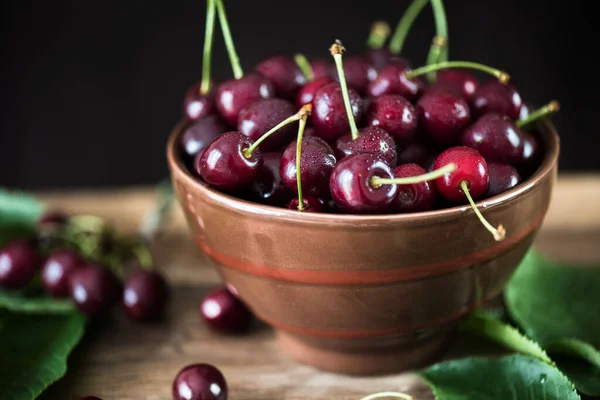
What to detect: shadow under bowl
<box><xmin>166</xmin><ymin>120</ymin><xmax>559</xmax><ymax>375</ymax></box>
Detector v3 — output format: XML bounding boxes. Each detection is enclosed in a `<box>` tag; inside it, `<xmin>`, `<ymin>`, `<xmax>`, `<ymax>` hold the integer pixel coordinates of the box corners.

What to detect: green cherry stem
<box><xmin>214</xmin><ymin>0</ymin><xmax>243</xmax><ymax>79</ymax></box>
<box><xmin>294</xmin><ymin>53</ymin><xmax>314</xmax><ymax>82</ymax></box>
<box><xmin>460</xmin><ymin>181</ymin><xmax>506</xmax><ymax>241</ymax></box>
<box><xmin>200</xmin><ymin>0</ymin><xmax>217</xmax><ymax>94</ymax></box>
<box><xmin>388</xmin><ymin>0</ymin><xmax>428</xmax><ymax>54</ymax></box>
<box><xmin>330</xmin><ymin>40</ymin><xmax>359</xmax><ymax>140</ymax></box>
<box><xmin>406</xmin><ymin>61</ymin><xmax>510</xmax><ymax>83</ymax></box>
<box><xmin>295</xmin><ymin>111</ymin><xmax>311</xmax><ymax>211</ymax></box>
<box><xmin>132</xmin><ymin>240</ymin><xmax>154</xmax><ymax>270</ymax></box>
<box><xmin>366</xmin><ymin>21</ymin><xmax>391</xmax><ymax>49</ymax></box>
<box><xmin>243</xmin><ymin>104</ymin><xmax>312</xmax><ymax>158</ymax></box>
<box><xmin>429</xmin><ymin>0</ymin><xmax>448</xmax><ymax>62</ymax></box>
<box><xmin>359</xmin><ymin>392</ymin><xmax>414</xmax><ymax>400</ymax></box>
<box><xmin>517</xmin><ymin>100</ymin><xmax>560</xmax><ymax>128</ymax></box>
<box><xmin>371</xmin><ymin>163</ymin><xmax>456</xmax><ymax>188</ymax></box>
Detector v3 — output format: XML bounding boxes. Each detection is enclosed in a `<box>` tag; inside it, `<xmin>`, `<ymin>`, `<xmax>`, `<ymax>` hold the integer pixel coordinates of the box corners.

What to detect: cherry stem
<box><xmin>294</xmin><ymin>53</ymin><xmax>314</xmax><ymax>82</ymax></box>
<box><xmin>429</xmin><ymin>0</ymin><xmax>448</xmax><ymax>62</ymax></box>
<box><xmin>330</xmin><ymin>40</ymin><xmax>359</xmax><ymax>140</ymax></box>
<box><xmin>366</xmin><ymin>21</ymin><xmax>391</xmax><ymax>49</ymax></box>
<box><xmin>460</xmin><ymin>181</ymin><xmax>506</xmax><ymax>242</ymax></box>
<box><xmin>359</xmin><ymin>392</ymin><xmax>414</xmax><ymax>400</ymax></box>
<box><xmin>200</xmin><ymin>0</ymin><xmax>217</xmax><ymax>95</ymax></box>
<box><xmin>132</xmin><ymin>240</ymin><xmax>154</xmax><ymax>270</ymax></box>
<box><xmin>215</xmin><ymin>0</ymin><xmax>243</xmax><ymax>79</ymax></box>
<box><xmin>370</xmin><ymin>163</ymin><xmax>456</xmax><ymax>188</ymax></box>
<box><xmin>295</xmin><ymin>114</ymin><xmax>310</xmax><ymax>211</ymax></box>
<box><xmin>389</xmin><ymin>0</ymin><xmax>428</xmax><ymax>54</ymax></box>
<box><xmin>406</xmin><ymin>61</ymin><xmax>510</xmax><ymax>84</ymax></box>
<box><xmin>517</xmin><ymin>100</ymin><xmax>560</xmax><ymax>128</ymax></box>
<box><xmin>243</xmin><ymin>104</ymin><xmax>312</xmax><ymax>158</ymax></box>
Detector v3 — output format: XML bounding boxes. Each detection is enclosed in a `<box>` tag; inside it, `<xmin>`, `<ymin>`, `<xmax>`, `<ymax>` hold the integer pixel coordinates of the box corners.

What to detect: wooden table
<box><xmin>38</xmin><ymin>175</ymin><xmax>600</xmax><ymax>400</ymax></box>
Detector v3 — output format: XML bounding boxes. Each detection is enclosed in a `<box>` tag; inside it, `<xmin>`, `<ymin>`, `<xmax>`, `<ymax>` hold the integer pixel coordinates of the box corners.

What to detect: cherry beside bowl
<box><xmin>166</xmin><ymin>120</ymin><xmax>559</xmax><ymax>376</ymax></box>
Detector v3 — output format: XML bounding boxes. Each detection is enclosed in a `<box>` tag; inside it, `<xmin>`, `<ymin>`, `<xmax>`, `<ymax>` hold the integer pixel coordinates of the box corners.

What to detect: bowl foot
<box><xmin>276</xmin><ymin>330</ymin><xmax>451</xmax><ymax>376</ymax></box>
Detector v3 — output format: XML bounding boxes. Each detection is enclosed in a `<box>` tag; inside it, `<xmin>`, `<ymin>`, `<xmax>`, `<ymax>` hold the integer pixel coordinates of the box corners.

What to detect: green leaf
<box><xmin>547</xmin><ymin>339</ymin><xmax>600</xmax><ymax>396</ymax></box>
<box><xmin>420</xmin><ymin>355</ymin><xmax>580</xmax><ymax>400</ymax></box>
<box><xmin>505</xmin><ymin>249</ymin><xmax>600</xmax><ymax>347</ymax></box>
<box><xmin>0</xmin><ymin>309</ymin><xmax>86</xmax><ymax>399</ymax></box>
<box><xmin>461</xmin><ymin>312</ymin><xmax>552</xmax><ymax>364</ymax></box>
<box><xmin>0</xmin><ymin>289</ymin><xmax>75</xmax><ymax>314</ymax></box>
<box><xmin>0</xmin><ymin>188</ymin><xmax>43</xmax><ymax>247</ymax></box>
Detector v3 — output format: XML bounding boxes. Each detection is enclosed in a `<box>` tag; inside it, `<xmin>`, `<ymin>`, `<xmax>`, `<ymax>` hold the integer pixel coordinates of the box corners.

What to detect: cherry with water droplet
<box><xmin>366</xmin><ymin>94</ymin><xmax>417</xmax><ymax>143</ymax></box>
<box><xmin>391</xmin><ymin>163</ymin><xmax>437</xmax><ymax>212</ymax></box>
<box><xmin>416</xmin><ymin>88</ymin><xmax>471</xmax><ymax>145</ymax></box>
<box><xmin>471</xmin><ymin>80</ymin><xmax>522</xmax><ymax>120</ymax></box>
<box><xmin>311</xmin><ymin>82</ymin><xmax>364</xmax><ymax>142</ymax></box>
<box><xmin>435</xmin><ymin>69</ymin><xmax>479</xmax><ymax>101</ymax></box>
<box><xmin>295</xmin><ymin>76</ymin><xmax>334</xmax><ymax>109</ymax></box>
<box><xmin>238</xmin><ymin>98</ymin><xmax>296</xmax><ymax>151</ymax></box>
<box><xmin>334</xmin><ymin>126</ymin><xmax>397</xmax><ymax>166</ymax></box>
<box><xmin>367</xmin><ymin>63</ymin><xmax>421</xmax><ymax>100</ymax></box>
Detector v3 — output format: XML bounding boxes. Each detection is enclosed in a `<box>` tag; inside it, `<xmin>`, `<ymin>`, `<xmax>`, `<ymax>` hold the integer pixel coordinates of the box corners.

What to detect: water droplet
<box><xmin>539</xmin><ymin>373</ymin><xmax>547</xmax><ymax>384</ymax></box>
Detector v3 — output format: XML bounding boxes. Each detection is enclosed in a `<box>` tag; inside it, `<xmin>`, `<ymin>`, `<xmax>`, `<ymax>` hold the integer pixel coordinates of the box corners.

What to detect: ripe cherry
<box><xmin>173</xmin><ymin>363</ymin><xmax>228</xmax><ymax>400</ymax></box>
<box><xmin>311</xmin><ymin>82</ymin><xmax>363</xmax><ymax>142</ymax></box>
<box><xmin>365</xmin><ymin>48</ymin><xmax>394</xmax><ymax>71</ymax></box>
<box><xmin>367</xmin><ymin>63</ymin><xmax>421</xmax><ymax>100</ymax></box>
<box><xmin>486</xmin><ymin>162</ymin><xmax>521</xmax><ymax>197</ymax></box>
<box><xmin>123</xmin><ymin>270</ymin><xmax>170</xmax><ymax>321</ymax></box>
<box><xmin>333</xmin><ymin>55</ymin><xmax>376</xmax><ymax>95</ymax></box>
<box><xmin>295</xmin><ymin>76</ymin><xmax>334</xmax><ymax>109</ymax></box>
<box><xmin>180</xmin><ymin>116</ymin><xmax>227</xmax><ymax>158</ymax></box>
<box><xmin>286</xmin><ymin>196</ymin><xmax>325</xmax><ymax>213</ymax></box>
<box><xmin>416</xmin><ymin>89</ymin><xmax>471</xmax><ymax>145</ymax></box>
<box><xmin>215</xmin><ymin>74</ymin><xmax>275</xmax><ymax>126</ymax></box>
<box><xmin>435</xmin><ymin>69</ymin><xmax>479</xmax><ymax>101</ymax></box>
<box><xmin>69</xmin><ymin>264</ymin><xmax>120</xmax><ymax>316</ymax></box>
<box><xmin>309</xmin><ymin>58</ymin><xmax>333</xmax><ymax>79</ymax></box>
<box><xmin>0</xmin><ymin>240</ymin><xmax>41</xmax><ymax>289</ymax></box>
<box><xmin>364</xmin><ymin>21</ymin><xmax>393</xmax><ymax>71</ymax></box>
<box><xmin>392</xmin><ymin>163</ymin><xmax>437</xmax><ymax>212</ymax></box>
<box><xmin>518</xmin><ymin>131</ymin><xmax>541</xmax><ymax>176</ymax></box>
<box><xmin>250</xmin><ymin>152</ymin><xmax>293</xmax><ymax>206</ymax></box>
<box><xmin>329</xmin><ymin>153</ymin><xmax>397</xmax><ymax>214</ymax></box>
<box><xmin>238</xmin><ymin>99</ymin><xmax>296</xmax><ymax>151</ymax></box>
<box><xmin>41</xmin><ymin>249</ymin><xmax>84</xmax><ymax>297</ymax></box>
<box><xmin>334</xmin><ymin>126</ymin><xmax>397</xmax><ymax>166</ymax></box>
<box><xmin>366</xmin><ymin>94</ymin><xmax>417</xmax><ymax>143</ymax></box>
<box><xmin>397</xmin><ymin>141</ymin><xmax>431</xmax><ymax>167</ymax></box>
<box><xmin>461</xmin><ymin>112</ymin><xmax>525</xmax><ymax>164</ymax></box>
<box><xmin>196</xmin><ymin>132</ymin><xmax>262</xmax><ymax>192</ymax></box>
<box><xmin>471</xmin><ymin>80</ymin><xmax>522</xmax><ymax>120</ymax></box>
<box><xmin>201</xmin><ymin>286</ymin><xmax>253</xmax><ymax>333</ymax></box>
<box><xmin>256</xmin><ymin>55</ymin><xmax>306</xmax><ymax>98</ymax></box>
<box><xmin>183</xmin><ymin>83</ymin><xmax>215</xmax><ymax>121</ymax></box>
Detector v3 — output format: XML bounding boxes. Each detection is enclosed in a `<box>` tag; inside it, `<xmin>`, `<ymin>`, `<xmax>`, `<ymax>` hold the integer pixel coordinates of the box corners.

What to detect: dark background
<box><xmin>1</xmin><ymin>0</ymin><xmax>598</xmax><ymax>190</ymax></box>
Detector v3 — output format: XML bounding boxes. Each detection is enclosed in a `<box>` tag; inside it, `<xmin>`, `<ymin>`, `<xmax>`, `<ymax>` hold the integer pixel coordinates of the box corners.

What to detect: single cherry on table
<box><xmin>41</xmin><ymin>249</ymin><xmax>84</xmax><ymax>297</ymax></box>
<box><xmin>200</xmin><ymin>286</ymin><xmax>254</xmax><ymax>333</ymax></box>
<box><xmin>69</xmin><ymin>264</ymin><xmax>121</xmax><ymax>316</ymax></box>
<box><xmin>123</xmin><ymin>270</ymin><xmax>170</xmax><ymax>321</ymax></box>
<box><xmin>173</xmin><ymin>363</ymin><xmax>228</xmax><ymax>400</ymax></box>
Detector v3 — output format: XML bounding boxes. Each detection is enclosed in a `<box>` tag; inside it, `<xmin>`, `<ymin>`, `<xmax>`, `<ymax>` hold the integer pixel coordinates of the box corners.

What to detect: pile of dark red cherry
<box><xmin>179</xmin><ymin>42</ymin><xmax>550</xmax><ymax>217</ymax></box>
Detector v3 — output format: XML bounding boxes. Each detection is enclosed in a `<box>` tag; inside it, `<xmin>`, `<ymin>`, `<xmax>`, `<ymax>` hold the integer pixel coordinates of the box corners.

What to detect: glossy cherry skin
<box><xmin>330</xmin><ymin>153</ymin><xmax>397</xmax><ymax>213</ymax></box>
<box><xmin>295</xmin><ymin>76</ymin><xmax>334</xmax><ymax>109</ymax></box>
<box><xmin>391</xmin><ymin>163</ymin><xmax>437</xmax><ymax>212</ymax></box>
<box><xmin>250</xmin><ymin>152</ymin><xmax>293</xmax><ymax>206</ymax></box>
<box><xmin>366</xmin><ymin>94</ymin><xmax>417</xmax><ymax>143</ymax></box>
<box><xmin>215</xmin><ymin>73</ymin><xmax>275</xmax><ymax>126</ymax></box>
<box><xmin>123</xmin><ymin>270</ymin><xmax>170</xmax><ymax>321</ymax></box>
<box><xmin>334</xmin><ymin>127</ymin><xmax>397</xmax><ymax>166</ymax></box>
<box><xmin>180</xmin><ymin>116</ymin><xmax>227</xmax><ymax>158</ymax></box>
<box><xmin>471</xmin><ymin>80</ymin><xmax>522</xmax><ymax>120</ymax></box>
<box><xmin>0</xmin><ymin>240</ymin><xmax>41</xmax><ymax>289</ymax></box>
<box><xmin>367</xmin><ymin>64</ymin><xmax>421</xmax><ymax>101</ymax></box>
<box><xmin>364</xmin><ymin>48</ymin><xmax>396</xmax><ymax>71</ymax></box>
<box><xmin>237</xmin><ymin>98</ymin><xmax>296</xmax><ymax>151</ymax></box>
<box><xmin>183</xmin><ymin>82</ymin><xmax>215</xmax><ymax>121</ymax></box>
<box><xmin>69</xmin><ymin>264</ymin><xmax>120</xmax><ymax>316</ymax></box>
<box><xmin>518</xmin><ymin>131</ymin><xmax>541</xmax><ymax>176</ymax></box>
<box><xmin>486</xmin><ymin>162</ymin><xmax>521</xmax><ymax>197</ymax></box>
<box><xmin>397</xmin><ymin>141</ymin><xmax>431</xmax><ymax>168</ymax></box>
<box><xmin>196</xmin><ymin>132</ymin><xmax>262</xmax><ymax>192</ymax></box>
<box><xmin>286</xmin><ymin>196</ymin><xmax>325</xmax><ymax>212</ymax></box>
<box><xmin>311</xmin><ymin>82</ymin><xmax>364</xmax><ymax>142</ymax></box>
<box><xmin>200</xmin><ymin>286</ymin><xmax>253</xmax><ymax>334</ymax></box>
<box><xmin>335</xmin><ymin>56</ymin><xmax>377</xmax><ymax>95</ymax></box>
<box><xmin>173</xmin><ymin>363</ymin><xmax>228</xmax><ymax>400</ymax></box>
<box><xmin>41</xmin><ymin>249</ymin><xmax>84</xmax><ymax>297</ymax></box>
<box><xmin>310</xmin><ymin>59</ymin><xmax>333</xmax><ymax>79</ymax></box>
<box><xmin>461</xmin><ymin>112</ymin><xmax>525</xmax><ymax>164</ymax></box>
<box><xmin>280</xmin><ymin>136</ymin><xmax>336</xmax><ymax>197</ymax></box>
<box><xmin>434</xmin><ymin>146</ymin><xmax>489</xmax><ymax>203</ymax></box>
<box><xmin>256</xmin><ymin>55</ymin><xmax>306</xmax><ymax>99</ymax></box>
<box><xmin>435</xmin><ymin>69</ymin><xmax>479</xmax><ymax>101</ymax></box>
<box><xmin>519</xmin><ymin>103</ymin><xmax>530</xmax><ymax>121</ymax></box>
<box><xmin>416</xmin><ymin>89</ymin><xmax>471</xmax><ymax>145</ymax></box>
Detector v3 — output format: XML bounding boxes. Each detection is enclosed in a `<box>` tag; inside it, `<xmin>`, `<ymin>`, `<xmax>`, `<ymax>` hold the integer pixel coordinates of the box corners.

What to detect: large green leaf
<box><xmin>505</xmin><ymin>249</ymin><xmax>600</xmax><ymax>347</ymax></box>
<box><xmin>547</xmin><ymin>339</ymin><xmax>600</xmax><ymax>396</ymax></box>
<box><xmin>0</xmin><ymin>188</ymin><xmax>43</xmax><ymax>247</ymax></box>
<box><xmin>420</xmin><ymin>355</ymin><xmax>580</xmax><ymax>400</ymax></box>
<box><xmin>0</xmin><ymin>289</ymin><xmax>75</xmax><ymax>314</ymax></box>
<box><xmin>0</xmin><ymin>310</ymin><xmax>86</xmax><ymax>399</ymax></box>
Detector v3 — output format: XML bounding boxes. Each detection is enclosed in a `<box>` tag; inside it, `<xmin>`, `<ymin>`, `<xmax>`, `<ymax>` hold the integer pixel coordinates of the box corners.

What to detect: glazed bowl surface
<box><xmin>167</xmin><ymin>120</ymin><xmax>559</xmax><ymax>375</ymax></box>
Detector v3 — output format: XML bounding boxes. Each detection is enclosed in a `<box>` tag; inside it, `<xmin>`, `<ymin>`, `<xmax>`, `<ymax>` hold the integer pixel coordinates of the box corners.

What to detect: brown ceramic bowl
<box><xmin>167</xmin><ymin>120</ymin><xmax>559</xmax><ymax>375</ymax></box>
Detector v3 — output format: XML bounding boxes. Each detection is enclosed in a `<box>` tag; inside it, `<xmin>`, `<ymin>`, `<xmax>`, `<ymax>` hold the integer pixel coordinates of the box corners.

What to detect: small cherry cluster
<box><xmin>178</xmin><ymin>0</ymin><xmax>559</xmax><ymax>242</ymax></box>
<box><xmin>0</xmin><ymin>211</ymin><xmax>169</xmax><ymax>320</ymax></box>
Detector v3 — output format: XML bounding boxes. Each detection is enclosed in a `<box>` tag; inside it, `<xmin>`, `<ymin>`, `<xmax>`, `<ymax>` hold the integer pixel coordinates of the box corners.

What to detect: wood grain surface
<box><xmin>36</xmin><ymin>174</ymin><xmax>600</xmax><ymax>400</ymax></box>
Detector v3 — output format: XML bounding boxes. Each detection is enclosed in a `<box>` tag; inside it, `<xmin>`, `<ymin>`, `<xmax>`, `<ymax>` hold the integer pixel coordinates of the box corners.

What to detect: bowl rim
<box><xmin>167</xmin><ymin>118</ymin><xmax>560</xmax><ymax>224</ymax></box>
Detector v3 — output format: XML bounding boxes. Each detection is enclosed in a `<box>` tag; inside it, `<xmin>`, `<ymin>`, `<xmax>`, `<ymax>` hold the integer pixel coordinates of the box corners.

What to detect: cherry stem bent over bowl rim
<box><xmin>371</xmin><ymin>163</ymin><xmax>456</xmax><ymax>188</ymax></box>
<box><xmin>517</xmin><ymin>101</ymin><xmax>560</xmax><ymax>129</ymax></box>
<box><xmin>200</xmin><ymin>0</ymin><xmax>217</xmax><ymax>95</ymax></box>
<box><xmin>215</xmin><ymin>0</ymin><xmax>244</xmax><ymax>79</ymax></box>
<box><xmin>330</xmin><ymin>40</ymin><xmax>359</xmax><ymax>140</ymax></box>
<box><xmin>366</xmin><ymin>21</ymin><xmax>391</xmax><ymax>49</ymax></box>
<box><xmin>460</xmin><ymin>181</ymin><xmax>506</xmax><ymax>241</ymax></box>
<box><xmin>405</xmin><ymin>61</ymin><xmax>510</xmax><ymax>84</ymax></box>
